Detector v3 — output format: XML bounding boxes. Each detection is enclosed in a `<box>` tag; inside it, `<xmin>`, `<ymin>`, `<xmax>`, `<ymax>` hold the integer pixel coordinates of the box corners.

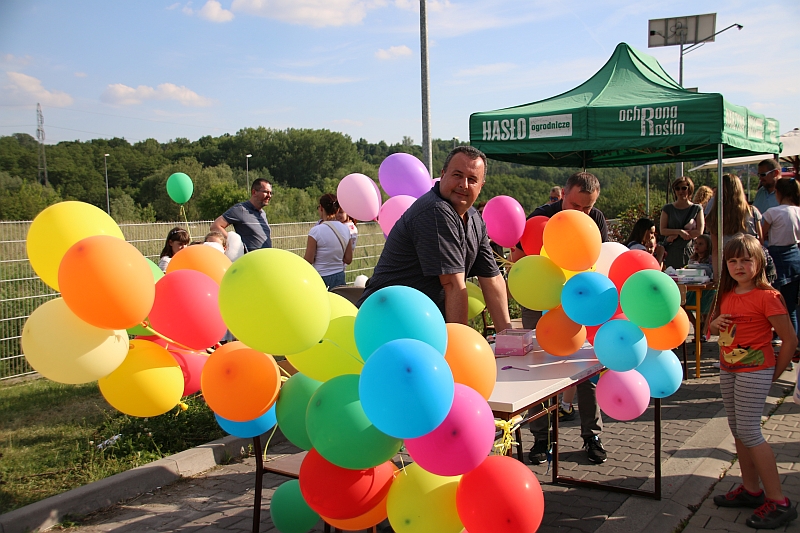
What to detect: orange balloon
<box><xmin>536</xmin><ymin>306</ymin><xmax>586</xmax><ymax>356</ymax></box>
<box><xmin>322</xmin><ymin>491</ymin><xmax>389</xmax><ymax>530</ymax></box>
<box><xmin>167</xmin><ymin>245</ymin><xmax>231</xmax><ymax>285</ymax></box>
<box><xmin>201</xmin><ymin>346</ymin><xmax>280</xmax><ymax>421</ymax></box>
<box><xmin>443</xmin><ymin>323</ymin><xmax>496</xmax><ymax>400</ymax></box>
<box><xmin>542</xmin><ymin>210</ymin><xmax>601</xmax><ymax>272</ymax></box>
<box><xmin>641</xmin><ymin>309</ymin><xmax>690</xmax><ymax>350</ymax></box>
<box><xmin>58</xmin><ymin>235</ymin><xmax>155</xmax><ymax>330</ymax></box>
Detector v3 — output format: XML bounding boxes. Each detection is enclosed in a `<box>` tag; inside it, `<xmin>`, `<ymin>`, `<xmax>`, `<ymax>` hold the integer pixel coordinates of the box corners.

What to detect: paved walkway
<box><xmin>13</xmin><ymin>340</ymin><xmax>800</xmax><ymax>533</ymax></box>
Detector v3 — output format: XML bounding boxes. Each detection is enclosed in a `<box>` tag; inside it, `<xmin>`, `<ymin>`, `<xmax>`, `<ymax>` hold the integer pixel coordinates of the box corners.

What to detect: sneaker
<box><xmin>746</xmin><ymin>499</ymin><xmax>798</xmax><ymax>529</ymax></box>
<box><xmin>583</xmin><ymin>436</ymin><xmax>607</xmax><ymax>464</ymax></box>
<box><xmin>713</xmin><ymin>485</ymin><xmax>765</xmax><ymax>508</ymax></box>
<box><xmin>528</xmin><ymin>440</ymin><xmax>548</xmax><ymax>465</ymax></box>
<box><xmin>558</xmin><ymin>404</ymin><xmax>576</xmax><ymax>421</ymax></box>
<box><xmin>792</xmin><ymin>351</ymin><xmax>800</xmax><ymax>363</ymax></box>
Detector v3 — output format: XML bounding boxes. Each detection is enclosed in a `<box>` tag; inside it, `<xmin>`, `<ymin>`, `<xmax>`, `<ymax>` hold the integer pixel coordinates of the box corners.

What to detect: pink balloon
<box><xmin>148</xmin><ymin>270</ymin><xmax>227</xmax><ymax>351</ymax></box>
<box><xmin>170</xmin><ymin>348</ymin><xmax>209</xmax><ymax>396</ymax></box>
<box><xmin>404</xmin><ymin>384</ymin><xmax>496</xmax><ymax>476</ymax></box>
<box><xmin>378</xmin><ymin>153</ymin><xmax>432</xmax><ymax>198</ymax></box>
<box><xmin>481</xmin><ymin>196</ymin><xmax>526</xmax><ymax>248</ymax></box>
<box><xmin>378</xmin><ymin>195</ymin><xmax>416</xmax><ymax>237</ymax></box>
<box><xmin>337</xmin><ymin>173</ymin><xmax>382</xmax><ymax>222</ymax></box>
<box><xmin>596</xmin><ymin>370</ymin><xmax>651</xmax><ymax>421</ymax></box>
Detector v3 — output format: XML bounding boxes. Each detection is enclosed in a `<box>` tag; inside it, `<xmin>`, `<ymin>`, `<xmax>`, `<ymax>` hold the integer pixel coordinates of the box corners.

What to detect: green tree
<box><xmin>0</xmin><ymin>172</ymin><xmax>62</xmax><ymax>220</ymax></box>
<box><xmin>197</xmin><ymin>182</ymin><xmax>248</xmax><ymax>220</ymax></box>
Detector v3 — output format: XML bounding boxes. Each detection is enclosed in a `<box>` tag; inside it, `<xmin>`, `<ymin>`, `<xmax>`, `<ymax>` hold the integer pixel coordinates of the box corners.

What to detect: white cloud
<box><xmin>1</xmin><ymin>54</ymin><xmax>33</xmax><ymax>67</ymax></box>
<box><xmin>2</xmin><ymin>72</ymin><xmax>73</xmax><ymax>106</ymax></box>
<box><xmin>198</xmin><ymin>0</ymin><xmax>234</xmax><ymax>22</ymax></box>
<box><xmin>231</xmin><ymin>0</ymin><xmax>385</xmax><ymax>27</ymax></box>
<box><xmin>456</xmin><ymin>63</ymin><xmax>516</xmax><ymax>77</ymax></box>
<box><xmin>74</xmin><ymin>72</ymin><xmax>87</xmax><ymax>78</ymax></box>
<box><xmin>100</xmin><ymin>82</ymin><xmax>212</xmax><ymax>106</ymax></box>
<box><xmin>183</xmin><ymin>2</ymin><xmax>194</xmax><ymax>15</ymax></box>
<box><xmin>266</xmin><ymin>72</ymin><xmax>358</xmax><ymax>84</ymax></box>
<box><xmin>375</xmin><ymin>45</ymin><xmax>412</xmax><ymax>60</ymax></box>
<box><xmin>166</xmin><ymin>2</ymin><xmax>181</xmax><ymax>9</ymax></box>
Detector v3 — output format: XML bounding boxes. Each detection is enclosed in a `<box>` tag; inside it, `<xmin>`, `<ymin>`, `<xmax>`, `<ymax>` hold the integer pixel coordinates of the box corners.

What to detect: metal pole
<box><xmin>420</xmin><ymin>0</ymin><xmax>433</xmax><ymax>177</ymax></box>
<box><xmin>104</xmin><ymin>154</ymin><xmax>110</xmax><ymax>214</ymax></box>
<box><xmin>676</xmin><ymin>43</ymin><xmax>684</xmax><ymax>179</ymax></box>
<box><xmin>646</xmin><ymin>165</ymin><xmax>651</xmax><ymax>214</ymax></box>
<box><xmin>716</xmin><ymin>144</ymin><xmax>724</xmax><ymax>280</ymax></box>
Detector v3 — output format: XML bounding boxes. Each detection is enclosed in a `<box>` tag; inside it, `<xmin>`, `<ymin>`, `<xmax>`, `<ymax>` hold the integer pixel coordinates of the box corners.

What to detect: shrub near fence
<box><xmin>0</xmin><ymin>220</ymin><xmax>386</xmax><ymax>381</ymax></box>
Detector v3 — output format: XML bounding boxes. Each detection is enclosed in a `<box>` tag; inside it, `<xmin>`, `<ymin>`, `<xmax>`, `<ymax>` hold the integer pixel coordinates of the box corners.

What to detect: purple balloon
<box><xmin>404</xmin><ymin>384</ymin><xmax>496</xmax><ymax>476</ymax></box>
<box><xmin>378</xmin><ymin>153</ymin><xmax>432</xmax><ymax>198</ymax></box>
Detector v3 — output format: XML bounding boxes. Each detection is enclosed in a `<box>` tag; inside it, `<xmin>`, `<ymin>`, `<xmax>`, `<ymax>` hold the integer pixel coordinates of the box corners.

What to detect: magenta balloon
<box><xmin>482</xmin><ymin>195</ymin><xmax>527</xmax><ymax>248</ymax></box>
<box><xmin>596</xmin><ymin>370</ymin><xmax>651</xmax><ymax>421</ymax></box>
<box><xmin>378</xmin><ymin>195</ymin><xmax>416</xmax><ymax>237</ymax></box>
<box><xmin>378</xmin><ymin>153</ymin><xmax>432</xmax><ymax>198</ymax></box>
<box><xmin>147</xmin><ymin>270</ymin><xmax>227</xmax><ymax>350</ymax></box>
<box><xmin>337</xmin><ymin>173</ymin><xmax>382</xmax><ymax>222</ymax></box>
<box><xmin>404</xmin><ymin>384</ymin><xmax>496</xmax><ymax>476</ymax></box>
<box><xmin>169</xmin><ymin>348</ymin><xmax>208</xmax><ymax>396</ymax></box>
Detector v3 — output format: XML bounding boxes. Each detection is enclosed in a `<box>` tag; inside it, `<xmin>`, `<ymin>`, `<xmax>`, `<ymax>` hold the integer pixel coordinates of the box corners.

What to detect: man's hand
<box><xmin>479</xmin><ymin>274</ymin><xmax>512</xmax><ymax>333</ymax></box>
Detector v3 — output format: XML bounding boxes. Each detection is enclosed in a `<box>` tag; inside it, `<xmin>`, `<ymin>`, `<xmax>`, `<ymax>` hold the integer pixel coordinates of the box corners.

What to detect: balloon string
<box><xmin>320</xmin><ymin>337</ymin><xmax>365</xmax><ymax>366</ymax></box>
<box><xmin>179</xmin><ymin>205</ymin><xmax>192</xmax><ymax>240</ymax></box>
<box><xmin>277</xmin><ymin>365</ymin><xmax>293</xmax><ymax>379</ymax></box>
<box><xmin>493</xmin><ymin>249</ymin><xmax>514</xmax><ymax>269</ymax></box>
<box><xmin>138</xmin><ymin>322</ymin><xmax>197</xmax><ymax>352</ymax></box>
<box><xmin>262</xmin><ymin>423</ymin><xmax>279</xmax><ymax>463</ymax></box>
<box><xmin>493</xmin><ymin>416</ymin><xmax>521</xmax><ymax>456</ymax></box>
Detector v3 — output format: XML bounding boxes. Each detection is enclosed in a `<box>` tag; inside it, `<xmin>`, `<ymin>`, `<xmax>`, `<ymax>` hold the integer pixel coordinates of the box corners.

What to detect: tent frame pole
<box><xmin>716</xmin><ymin>144</ymin><xmax>724</xmax><ymax>286</ymax></box>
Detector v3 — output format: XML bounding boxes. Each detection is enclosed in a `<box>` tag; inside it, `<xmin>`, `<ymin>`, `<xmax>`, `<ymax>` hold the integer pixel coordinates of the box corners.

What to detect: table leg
<box><xmin>252</xmin><ymin>435</ymin><xmax>263</xmax><ymax>533</ymax></box>
<box><xmin>694</xmin><ymin>289</ymin><xmax>702</xmax><ymax>378</ymax></box>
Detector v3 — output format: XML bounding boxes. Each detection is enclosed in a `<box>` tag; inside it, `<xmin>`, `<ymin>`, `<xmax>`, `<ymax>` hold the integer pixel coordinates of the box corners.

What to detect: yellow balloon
<box><xmin>98</xmin><ymin>340</ymin><xmax>184</xmax><ymax>417</ymax></box>
<box><xmin>329</xmin><ymin>292</ymin><xmax>358</xmax><ymax>319</ymax></box>
<box><xmin>466</xmin><ymin>281</ymin><xmax>485</xmax><ymax>320</ymax></box>
<box><xmin>286</xmin><ymin>316</ymin><xmax>364</xmax><ymax>381</ymax></box>
<box><xmin>22</xmin><ymin>298</ymin><xmax>129</xmax><ymax>384</ymax></box>
<box><xmin>27</xmin><ymin>201</ymin><xmax>124</xmax><ymax>290</ymax></box>
<box><xmin>542</xmin><ymin>246</ymin><xmax>596</xmax><ymax>279</ymax></box>
<box><xmin>218</xmin><ymin>249</ymin><xmax>330</xmax><ymax>355</ymax></box>
<box><xmin>508</xmin><ymin>255</ymin><xmax>565</xmax><ymax>311</ymax></box>
<box><xmin>387</xmin><ymin>463</ymin><xmax>462</xmax><ymax>533</ymax></box>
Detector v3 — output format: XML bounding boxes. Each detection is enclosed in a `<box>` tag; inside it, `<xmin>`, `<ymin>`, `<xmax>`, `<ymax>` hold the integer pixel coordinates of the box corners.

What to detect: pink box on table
<box><xmin>494</xmin><ymin>329</ymin><xmax>534</xmax><ymax>356</ymax></box>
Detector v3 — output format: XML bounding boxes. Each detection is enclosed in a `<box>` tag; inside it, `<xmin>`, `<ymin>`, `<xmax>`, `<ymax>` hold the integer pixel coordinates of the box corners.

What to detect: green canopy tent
<box><xmin>469</xmin><ymin>42</ymin><xmax>782</xmax><ymax>169</ymax></box>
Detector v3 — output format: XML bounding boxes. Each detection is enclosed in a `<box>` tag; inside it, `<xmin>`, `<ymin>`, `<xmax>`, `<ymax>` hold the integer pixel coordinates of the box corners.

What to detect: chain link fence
<box><xmin>0</xmin><ymin>220</ymin><xmax>385</xmax><ymax>381</ymax></box>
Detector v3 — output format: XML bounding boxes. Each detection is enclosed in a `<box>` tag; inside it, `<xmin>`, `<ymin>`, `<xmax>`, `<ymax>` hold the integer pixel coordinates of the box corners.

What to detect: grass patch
<box><xmin>0</xmin><ymin>378</ymin><xmax>225</xmax><ymax>514</ymax></box>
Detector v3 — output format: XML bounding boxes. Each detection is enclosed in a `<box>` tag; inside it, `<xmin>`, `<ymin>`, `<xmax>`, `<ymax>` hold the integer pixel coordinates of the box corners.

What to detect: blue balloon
<box><xmin>561</xmin><ymin>272</ymin><xmax>618</xmax><ymax>326</ymax></box>
<box><xmin>594</xmin><ymin>319</ymin><xmax>648</xmax><ymax>372</ymax></box>
<box><xmin>636</xmin><ymin>348</ymin><xmax>683</xmax><ymax>398</ymax></box>
<box><xmin>215</xmin><ymin>405</ymin><xmax>277</xmax><ymax>438</ymax></box>
<box><xmin>359</xmin><ymin>338</ymin><xmax>454</xmax><ymax>439</ymax></box>
<box><xmin>354</xmin><ymin>286</ymin><xmax>447</xmax><ymax>360</ymax></box>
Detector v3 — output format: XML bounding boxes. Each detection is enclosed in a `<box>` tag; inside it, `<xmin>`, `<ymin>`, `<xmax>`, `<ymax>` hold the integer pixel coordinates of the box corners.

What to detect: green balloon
<box><xmin>306</xmin><ymin>374</ymin><xmax>402</xmax><ymax>469</ymax></box>
<box><xmin>269</xmin><ymin>480</ymin><xmax>320</xmax><ymax>533</ymax></box>
<box><xmin>276</xmin><ymin>373</ymin><xmax>322</xmax><ymax>450</ymax></box>
<box><xmin>620</xmin><ymin>270</ymin><xmax>681</xmax><ymax>329</ymax></box>
<box><xmin>166</xmin><ymin>172</ymin><xmax>194</xmax><ymax>204</ymax></box>
<box><xmin>127</xmin><ymin>259</ymin><xmax>164</xmax><ymax>336</ymax></box>
<box><xmin>466</xmin><ymin>281</ymin><xmax>485</xmax><ymax>320</ymax></box>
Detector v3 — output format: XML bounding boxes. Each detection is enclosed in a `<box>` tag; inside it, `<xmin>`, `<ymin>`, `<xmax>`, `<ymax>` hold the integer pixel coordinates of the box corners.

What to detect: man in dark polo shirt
<box><xmin>210</xmin><ymin>178</ymin><xmax>273</xmax><ymax>252</ymax></box>
<box><xmin>511</xmin><ymin>171</ymin><xmax>609</xmax><ymax>466</ymax></box>
<box><xmin>358</xmin><ymin>146</ymin><xmax>512</xmax><ymax>332</ymax></box>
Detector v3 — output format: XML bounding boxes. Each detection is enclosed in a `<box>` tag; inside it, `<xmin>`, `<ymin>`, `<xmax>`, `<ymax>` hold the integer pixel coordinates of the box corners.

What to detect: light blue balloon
<box><xmin>359</xmin><ymin>338</ymin><xmax>454</xmax><ymax>439</ymax></box>
<box><xmin>561</xmin><ymin>272</ymin><xmax>619</xmax><ymax>326</ymax></box>
<box><xmin>594</xmin><ymin>319</ymin><xmax>648</xmax><ymax>372</ymax></box>
<box><xmin>636</xmin><ymin>348</ymin><xmax>683</xmax><ymax>398</ymax></box>
<box><xmin>215</xmin><ymin>405</ymin><xmax>277</xmax><ymax>438</ymax></box>
<box><xmin>354</xmin><ymin>286</ymin><xmax>447</xmax><ymax>360</ymax></box>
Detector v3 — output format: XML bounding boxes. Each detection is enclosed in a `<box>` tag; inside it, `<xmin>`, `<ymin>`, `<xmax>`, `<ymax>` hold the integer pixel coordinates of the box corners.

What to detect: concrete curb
<box><xmin>0</xmin><ymin>432</ymin><xmax>278</xmax><ymax>533</ymax></box>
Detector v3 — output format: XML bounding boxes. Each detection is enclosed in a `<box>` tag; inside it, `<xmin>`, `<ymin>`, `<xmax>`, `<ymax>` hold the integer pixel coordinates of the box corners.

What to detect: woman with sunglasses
<box><xmin>548</xmin><ymin>186</ymin><xmax>563</xmax><ymax>204</ymax></box>
<box><xmin>660</xmin><ymin>176</ymin><xmax>705</xmax><ymax>270</ymax></box>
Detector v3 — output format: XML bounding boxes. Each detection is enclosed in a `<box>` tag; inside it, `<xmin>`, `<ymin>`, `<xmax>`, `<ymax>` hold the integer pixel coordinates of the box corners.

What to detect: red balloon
<box><xmin>519</xmin><ymin>216</ymin><xmax>549</xmax><ymax>255</ymax></box>
<box><xmin>607</xmin><ymin>250</ymin><xmax>660</xmax><ymax>292</ymax></box>
<box><xmin>299</xmin><ymin>449</ymin><xmax>395</xmax><ymax>520</ymax></box>
<box><xmin>147</xmin><ymin>270</ymin><xmax>226</xmax><ymax>350</ymax></box>
<box><xmin>586</xmin><ymin>310</ymin><xmax>627</xmax><ymax>345</ymax></box>
<box><xmin>456</xmin><ymin>455</ymin><xmax>544</xmax><ymax>533</ymax></box>
<box><xmin>169</xmin><ymin>348</ymin><xmax>208</xmax><ymax>396</ymax></box>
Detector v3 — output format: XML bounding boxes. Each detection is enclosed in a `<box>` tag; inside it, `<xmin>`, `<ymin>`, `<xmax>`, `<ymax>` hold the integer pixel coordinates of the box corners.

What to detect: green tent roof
<box><xmin>469</xmin><ymin>43</ymin><xmax>782</xmax><ymax>168</ymax></box>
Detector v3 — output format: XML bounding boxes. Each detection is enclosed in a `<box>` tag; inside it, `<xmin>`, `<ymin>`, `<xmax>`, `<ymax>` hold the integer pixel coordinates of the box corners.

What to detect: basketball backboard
<box><xmin>648</xmin><ymin>13</ymin><xmax>716</xmax><ymax>48</ymax></box>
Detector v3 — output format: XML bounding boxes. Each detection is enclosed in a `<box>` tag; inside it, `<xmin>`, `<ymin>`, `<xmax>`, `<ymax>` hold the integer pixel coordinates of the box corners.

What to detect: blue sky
<box><xmin>1</xmin><ymin>0</ymin><xmax>797</xmax><ymax>147</ymax></box>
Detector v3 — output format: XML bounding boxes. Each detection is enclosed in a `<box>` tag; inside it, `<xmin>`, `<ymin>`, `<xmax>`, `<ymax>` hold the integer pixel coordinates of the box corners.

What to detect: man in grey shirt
<box><xmin>358</xmin><ymin>146</ymin><xmax>511</xmax><ymax>332</ymax></box>
<box><xmin>210</xmin><ymin>179</ymin><xmax>273</xmax><ymax>252</ymax></box>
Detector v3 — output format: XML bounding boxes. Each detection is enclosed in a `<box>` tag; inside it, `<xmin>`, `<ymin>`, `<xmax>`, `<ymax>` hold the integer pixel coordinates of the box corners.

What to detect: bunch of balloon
<box><xmin>375</xmin><ymin>153</ymin><xmax>433</xmax><ymax>236</ymax></box>
<box><xmin>22</xmin><ymin>202</ymin><xmax>186</xmax><ymax>417</ymax></box>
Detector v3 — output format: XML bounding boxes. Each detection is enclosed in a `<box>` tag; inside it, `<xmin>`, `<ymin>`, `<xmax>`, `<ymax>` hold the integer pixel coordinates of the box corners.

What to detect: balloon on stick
<box><xmin>387</xmin><ymin>463</ymin><xmax>463</xmax><ymax>533</ymax></box>
<box><xmin>337</xmin><ymin>173</ymin><xmax>382</xmax><ymax>222</ymax></box>
<box><xmin>596</xmin><ymin>369</ymin><xmax>651</xmax><ymax>421</ymax></box>
<box><xmin>482</xmin><ymin>195</ymin><xmax>526</xmax><ymax>248</ymax></box>
<box><xmin>507</xmin><ymin>255</ymin><xmax>565</xmax><ymax>311</ymax></box>
<box><xmin>166</xmin><ymin>172</ymin><xmax>193</xmax><ymax>204</ymax></box>
<box><xmin>620</xmin><ymin>270</ymin><xmax>681</xmax><ymax>329</ymax></box>
<box><xmin>519</xmin><ymin>216</ymin><xmax>549</xmax><ymax>255</ymax></box>
<box><xmin>542</xmin><ymin>210</ymin><xmax>601</xmax><ymax>271</ymax></box>
<box><xmin>378</xmin><ymin>153</ymin><xmax>433</xmax><ymax>198</ymax></box>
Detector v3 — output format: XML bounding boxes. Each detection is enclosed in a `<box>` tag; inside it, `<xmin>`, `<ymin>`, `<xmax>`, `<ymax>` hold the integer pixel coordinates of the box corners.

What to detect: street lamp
<box><xmin>246</xmin><ymin>154</ymin><xmax>252</xmax><ymax>185</ymax></box>
<box><xmin>103</xmin><ymin>153</ymin><xmax>110</xmax><ymax>214</ymax></box>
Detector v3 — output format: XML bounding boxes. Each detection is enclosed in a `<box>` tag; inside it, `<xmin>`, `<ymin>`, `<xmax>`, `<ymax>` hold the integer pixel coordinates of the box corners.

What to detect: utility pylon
<box><xmin>36</xmin><ymin>103</ymin><xmax>49</xmax><ymax>186</ymax></box>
